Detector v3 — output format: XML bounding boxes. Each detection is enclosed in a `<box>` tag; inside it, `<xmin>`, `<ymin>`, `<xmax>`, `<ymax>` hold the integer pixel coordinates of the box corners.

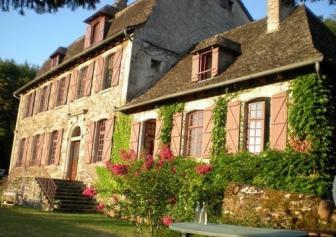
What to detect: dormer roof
<box><xmin>84</xmin><ymin>5</ymin><xmax>118</xmax><ymax>23</ymax></box>
<box><xmin>191</xmin><ymin>35</ymin><xmax>241</xmax><ymax>55</ymax></box>
<box><xmin>49</xmin><ymin>47</ymin><xmax>67</xmax><ymax>58</ymax></box>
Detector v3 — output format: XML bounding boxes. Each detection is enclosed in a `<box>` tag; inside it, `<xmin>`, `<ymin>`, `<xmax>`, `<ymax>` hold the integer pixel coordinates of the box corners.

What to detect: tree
<box><xmin>0</xmin><ymin>0</ymin><xmax>335</xmax><ymax>15</ymax></box>
<box><xmin>324</xmin><ymin>14</ymin><xmax>336</xmax><ymax>34</ymax></box>
<box><xmin>0</xmin><ymin>59</ymin><xmax>37</xmax><ymax>171</ymax></box>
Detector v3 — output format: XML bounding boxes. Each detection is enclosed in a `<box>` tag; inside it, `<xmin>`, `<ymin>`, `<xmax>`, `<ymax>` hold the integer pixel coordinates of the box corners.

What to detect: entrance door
<box><xmin>68</xmin><ymin>141</ymin><xmax>80</xmax><ymax>181</ymax></box>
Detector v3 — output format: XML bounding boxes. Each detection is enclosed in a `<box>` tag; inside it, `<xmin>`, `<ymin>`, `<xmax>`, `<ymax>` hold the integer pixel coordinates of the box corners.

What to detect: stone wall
<box><xmin>223</xmin><ymin>183</ymin><xmax>336</xmax><ymax>234</ymax></box>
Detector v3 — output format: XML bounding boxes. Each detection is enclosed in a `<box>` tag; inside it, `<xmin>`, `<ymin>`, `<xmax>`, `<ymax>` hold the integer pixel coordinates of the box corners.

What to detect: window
<box><xmin>91</xmin><ymin>22</ymin><xmax>100</xmax><ymax>45</ymax></box>
<box><xmin>47</xmin><ymin>131</ymin><xmax>59</xmax><ymax>165</ymax></box>
<box><xmin>143</xmin><ymin>120</ymin><xmax>156</xmax><ymax>156</ymax></box>
<box><xmin>30</xmin><ymin>134</ymin><xmax>42</xmax><ymax>166</ymax></box>
<box><xmin>38</xmin><ymin>86</ymin><xmax>49</xmax><ymax>113</ymax></box>
<box><xmin>56</xmin><ymin>77</ymin><xmax>68</xmax><ymax>106</ymax></box>
<box><xmin>24</xmin><ymin>92</ymin><xmax>35</xmax><ymax>118</ymax></box>
<box><xmin>199</xmin><ymin>50</ymin><xmax>213</xmax><ymax>80</ymax></box>
<box><xmin>93</xmin><ymin>120</ymin><xmax>106</xmax><ymax>163</ymax></box>
<box><xmin>186</xmin><ymin>111</ymin><xmax>204</xmax><ymax>156</ymax></box>
<box><xmin>246</xmin><ymin>100</ymin><xmax>267</xmax><ymax>153</ymax></box>
<box><xmin>103</xmin><ymin>54</ymin><xmax>114</xmax><ymax>89</ymax></box>
<box><xmin>220</xmin><ymin>0</ymin><xmax>233</xmax><ymax>11</ymax></box>
<box><xmin>77</xmin><ymin>66</ymin><xmax>88</xmax><ymax>99</ymax></box>
<box><xmin>16</xmin><ymin>138</ymin><xmax>26</xmax><ymax>167</ymax></box>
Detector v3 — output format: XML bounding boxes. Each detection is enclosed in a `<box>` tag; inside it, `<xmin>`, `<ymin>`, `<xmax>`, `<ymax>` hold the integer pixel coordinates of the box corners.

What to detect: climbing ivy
<box><xmin>111</xmin><ymin>112</ymin><xmax>132</xmax><ymax>163</ymax></box>
<box><xmin>288</xmin><ymin>73</ymin><xmax>336</xmax><ymax>190</ymax></box>
<box><xmin>158</xmin><ymin>103</ymin><xmax>184</xmax><ymax>145</ymax></box>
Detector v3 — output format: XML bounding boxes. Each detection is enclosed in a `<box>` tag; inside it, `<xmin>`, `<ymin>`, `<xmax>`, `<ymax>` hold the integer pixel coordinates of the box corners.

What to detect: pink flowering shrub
<box><xmin>195</xmin><ymin>164</ymin><xmax>213</xmax><ymax>175</ymax></box>
<box><xmin>82</xmin><ymin>187</ymin><xmax>96</xmax><ymax>198</ymax></box>
<box><xmin>96</xmin><ymin>203</ymin><xmax>105</xmax><ymax>211</ymax></box>
<box><xmin>162</xmin><ymin>216</ymin><xmax>174</xmax><ymax>226</ymax></box>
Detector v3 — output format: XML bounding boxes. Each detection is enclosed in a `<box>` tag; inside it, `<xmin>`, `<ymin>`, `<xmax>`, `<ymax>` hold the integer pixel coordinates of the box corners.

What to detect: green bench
<box><xmin>169</xmin><ymin>222</ymin><xmax>308</xmax><ymax>237</ymax></box>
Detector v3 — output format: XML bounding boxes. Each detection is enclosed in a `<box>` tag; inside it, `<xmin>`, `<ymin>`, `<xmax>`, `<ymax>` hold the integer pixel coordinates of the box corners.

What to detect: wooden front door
<box><xmin>68</xmin><ymin>141</ymin><xmax>80</xmax><ymax>181</ymax></box>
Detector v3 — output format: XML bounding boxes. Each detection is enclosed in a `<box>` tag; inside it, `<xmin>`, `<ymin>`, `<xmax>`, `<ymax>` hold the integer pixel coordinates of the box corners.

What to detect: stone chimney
<box><xmin>267</xmin><ymin>0</ymin><xmax>295</xmax><ymax>33</ymax></box>
<box><xmin>114</xmin><ymin>0</ymin><xmax>128</xmax><ymax>10</ymax></box>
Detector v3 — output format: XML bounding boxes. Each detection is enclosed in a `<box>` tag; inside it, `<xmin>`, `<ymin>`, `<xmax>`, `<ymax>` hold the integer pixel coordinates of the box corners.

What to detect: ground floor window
<box><xmin>186</xmin><ymin>111</ymin><xmax>204</xmax><ymax>157</ymax></box>
<box><xmin>142</xmin><ymin>119</ymin><xmax>156</xmax><ymax>156</ymax></box>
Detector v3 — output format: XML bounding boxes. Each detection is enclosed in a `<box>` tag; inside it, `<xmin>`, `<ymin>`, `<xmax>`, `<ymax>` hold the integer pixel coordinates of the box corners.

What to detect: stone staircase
<box><xmin>52</xmin><ymin>179</ymin><xmax>97</xmax><ymax>213</ymax></box>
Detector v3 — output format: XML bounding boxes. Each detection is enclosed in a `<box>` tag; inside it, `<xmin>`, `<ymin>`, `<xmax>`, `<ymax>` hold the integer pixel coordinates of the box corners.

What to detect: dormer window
<box><xmin>84</xmin><ymin>17</ymin><xmax>105</xmax><ymax>48</ymax></box>
<box><xmin>91</xmin><ymin>21</ymin><xmax>101</xmax><ymax>45</ymax></box>
<box><xmin>191</xmin><ymin>47</ymin><xmax>219</xmax><ymax>82</ymax></box>
<box><xmin>49</xmin><ymin>47</ymin><xmax>66</xmax><ymax>68</ymax></box>
<box><xmin>51</xmin><ymin>55</ymin><xmax>60</xmax><ymax>67</ymax></box>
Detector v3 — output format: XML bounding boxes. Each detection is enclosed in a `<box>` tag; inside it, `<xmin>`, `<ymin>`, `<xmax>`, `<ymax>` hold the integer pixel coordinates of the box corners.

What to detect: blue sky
<box><xmin>0</xmin><ymin>0</ymin><xmax>335</xmax><ymax>66</ymax></box>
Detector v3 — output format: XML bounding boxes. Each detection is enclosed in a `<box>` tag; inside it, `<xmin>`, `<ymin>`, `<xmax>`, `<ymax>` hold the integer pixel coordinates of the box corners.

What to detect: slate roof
<box><xmin>34</xmin><ymin>0</ymin><xmax>157</xmax><ymax>79</ymax></box>
<box><xmin>122</xmin><ymin>6</ymin><xmax>336</xmax><ymax>110</ymax></box>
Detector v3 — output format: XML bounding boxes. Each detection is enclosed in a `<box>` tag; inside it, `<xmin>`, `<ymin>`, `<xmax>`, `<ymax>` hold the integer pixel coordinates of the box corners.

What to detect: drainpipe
<box><xmin>315</xmin><ymin>61</ymin><xmax>322</xmax><ymax>80</ymax></box>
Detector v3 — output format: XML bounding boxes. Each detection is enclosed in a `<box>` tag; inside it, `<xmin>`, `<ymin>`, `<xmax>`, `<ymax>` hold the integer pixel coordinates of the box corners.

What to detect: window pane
<box><xmin>187</xmin><ymin>111</ymin><xmax>204</xmax><ymax>156</ymax></box>
<box><xmin>247</xmin><ymin>101</ymin><xmax>266</xmax><ymax>154</ymax></box>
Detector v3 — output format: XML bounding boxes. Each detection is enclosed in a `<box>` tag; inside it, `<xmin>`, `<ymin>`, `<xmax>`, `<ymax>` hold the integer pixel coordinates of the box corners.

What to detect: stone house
<box><xmin>8</xmin><ymin>0</ymin><xmax>252</xmax><ymax>205</ymax></box>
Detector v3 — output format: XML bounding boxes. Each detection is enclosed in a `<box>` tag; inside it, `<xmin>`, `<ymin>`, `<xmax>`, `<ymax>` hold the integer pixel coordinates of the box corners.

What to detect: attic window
<box><xmin>51</xmin><ymin>55</ymin><xmax>63</xmax><ymax>67</ymax></box>
<box><xmin>84</xmin><ymin>16</ymin><xmax>105</xmax><ymax>48</ymax></box>
<box><xmin>191</xmin><ymin>47</ymin><xmax>219</xmax><ymax>82</ymax></box>
<box><xmin>220</xmin><ymin>0</ymin><xmax>233</xmax><ymax>12</ymax></box>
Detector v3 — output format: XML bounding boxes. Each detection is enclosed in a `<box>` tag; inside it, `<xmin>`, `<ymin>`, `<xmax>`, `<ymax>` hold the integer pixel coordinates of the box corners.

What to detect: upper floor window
<box><xmin>246</xmin><ymin>100</ymin><xmax>268</xmax><ymax>154</ymax></box>
<box><xmin>38</xmin><ymin>86</ymin><xmax>50</xmax><ymax>113</ymax></box>
<box><xmin>220</xmin><ymin>0</ymin><xmax>233</xmax><ymax>11</ymax></box>
<box><xmin>186</xmin><ymin>111</ymin><xmax>204</xmax><ymax>157</ymax></box>
<box><xmin>77</xmin><ymin>66</ymin><xmax>88</xmax><ymax>99</ymax></box>
<box><xmin>191</xmin><ymin>47</ymin><xmax>219</xmax><ymax>82</ymax></box>
<box><xmin>24</xmin><ymin>91</ymin><xmax>36</xmax><ymax>118</ymax></box>
<box><xmin>47</xmin><ymin>131</ymin><xmax>59</xmax><ymax>165</ymax></box>
<box><xmin>56</xmin><ymin>77</ymin><xmax>68</xmax><ymax>106</ymax></box>
<box><xmin>103</xmin><ymin>54</ymin><xmax>114</xmax><ymax>89</ymax></box>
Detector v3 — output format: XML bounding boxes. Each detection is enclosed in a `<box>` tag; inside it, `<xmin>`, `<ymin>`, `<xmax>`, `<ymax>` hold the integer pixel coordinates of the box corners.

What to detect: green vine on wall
<box><xmin>111</xmin><ymin>112</ymin><xmax>132</xmax><ymax>163</ymax></box>
<box><xmin>158</xmin><ymin>103</ymin><xmax>184</xmax><ymax>145</ymax></box>
<box><xmin>288</xmin><ymin>73</ymin><xmax>336</xmax><ymax>182</ymax></box>
<box><xmin>212</xmin><ymin>96</ymin><xmax>229</xmax><ymax>157</ymax></box>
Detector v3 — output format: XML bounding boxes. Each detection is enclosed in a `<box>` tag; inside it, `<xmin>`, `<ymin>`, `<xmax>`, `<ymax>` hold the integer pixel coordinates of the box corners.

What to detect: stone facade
<box><xmin>223</xmin><ymin>183</ymin><xmax>336</xmax><ymax>234</ymax></box>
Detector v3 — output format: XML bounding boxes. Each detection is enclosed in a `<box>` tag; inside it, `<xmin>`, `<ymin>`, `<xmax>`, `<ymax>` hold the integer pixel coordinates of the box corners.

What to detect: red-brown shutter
<box><xmin>25</xmin><ymin>137</ymin><xmax>33</xmax><ymax>166</ymax></box>
<box><xmin>54</xmin><ymin>129</ymin><xmax>63</xmax><ymax>165</ymax></box>
<box><xmin>171</xmin><ymin>113</ymin><xmax>183</xmax><ymax>156</ymax></box>
<box><xmin>20</xmin><ymin>95</ymin><xmax>27</xmax><ymax>119</ymax></box>
<box><xmin>112</xmin><ymin>49</ymin><xmax>123</xmax><ymax>86</ymax></box>
<box><xmin>94</xmin><ymin>57</ymin><xmax>105</xmax><ymax>92</ymax></box>
<box><xmin>130</xmin><ymin>122</ymin><xmax>141</xmax><ymax>156</ymax></box>
<box><xmin>62</xmin><ymin>75</ymin><xmax>71</xmax><ymax>105</ymax></box>
<box><xmin>28</xmin><ymin>91</ymin><xmax>36</xmax><ymax>117</ymax></box>
<box><xmin>84</xmin><ymin>25</ymin><xmax>92</xmax><ymax>49</ymax></box>
<box><xmin>85</xmin><ymin>123</ymin><xmax>96</xmax><ymax>164</ymax></box>
<box><xmin>20</xmin><ymin>138</ymin><xmax>28</xmax><ymax>166</ymax></box>
<box><xmin>153</xmin><ymin>119</ymin><xmax>163</xmax><ymax>156</ymax></box>
<box><xmin>226</xmin><ymin>101</ymin><xmax>241</xmax><ymax>153</ymax></box>
<box><xmin>17</xmin><ymin>138</ymin><xmax>28</xmax><ymax>166</ymax></box>
<box><xmin>68</xmin><ymin>70</ymin><xmax>78</xmax><ymax>102</ymax></box>
<box><xmin>97</xmin><ymin>18</ymin><xmax>105</xmax><ymax>42</ymax></box>
<box><xmin>48</xmin><ymin>81</ymin><xmax>58</xmax><ymax>109</ymax></box>
<box><xmin>211</xmin><ymin>47</ymin><xmax>219</xmax><ymax>78</ymax></box>
<box><xmin>102</xmin><ymin>118</ymin><xmax>114</xmax><ymax>162</ymax></box>
<box><xmin>270</xmin><ymin>92</ymin><xmax>288</xmax><ymax>150</ymax></box>
<box><xmin>202</xmin><ymin>106</ymin><xmax>214</xmax><ymax>158</ymax></box>
<box><xmin>41</xmin><ymin>133</ymin><xmax>51</xmax><ymax>166</ymax></box>
<box><xmin>36</xmin><ymin>134</ymin><xmax>44</xmax><ymax>166</ymax></box>
<box><xmin>44</xmin><ymin>84</ymin><xmax>51</xmax><ymax>111</ymax></box>
<box><xmin>191</xmin><ymin>54</ymin><xmax>200</xmax><ymax>82</ymax></box>
<box><xmin>33</xmin><ymin>89</ymin><xmax>41</xmax><ymax>115</ymax></box>
<box><xmin>84</xmin><ymin>63</ymin><xmax>95</xmax><ymax>97</ymax></box>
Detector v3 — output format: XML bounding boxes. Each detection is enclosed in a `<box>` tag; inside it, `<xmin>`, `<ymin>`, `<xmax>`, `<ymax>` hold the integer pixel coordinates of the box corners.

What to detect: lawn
<box><xmin>0</xmin><ymin>207</ymin><xmax>152</xmax><ymax>237</ymax></box>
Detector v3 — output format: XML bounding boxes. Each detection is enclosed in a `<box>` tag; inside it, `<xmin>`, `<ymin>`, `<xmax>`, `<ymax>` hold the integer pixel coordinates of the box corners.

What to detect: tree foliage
<box><xmin>324</xmin><ymin>14</ymin><xmax>336</xmax><ymax>34</ymax></box>
<box><xmin>0</xmin><ymin>59</ymin><xmax>37</xmax><ymax>170</ymax></box>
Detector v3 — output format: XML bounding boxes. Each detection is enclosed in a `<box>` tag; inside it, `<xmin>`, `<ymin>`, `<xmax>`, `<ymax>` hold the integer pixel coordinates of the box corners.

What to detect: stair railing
<box><xmin>36</xmin><ymin>176</ymin><xmax>57</xmax><ymax>207</ymax></box>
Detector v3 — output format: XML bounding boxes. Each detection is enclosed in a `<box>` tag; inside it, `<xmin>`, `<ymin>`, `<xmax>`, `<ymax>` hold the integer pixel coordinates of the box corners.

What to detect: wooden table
<box><xmin>169</xmin><ymin>222</ymin><xmax>308</xmax><ymax>237</ymax></box>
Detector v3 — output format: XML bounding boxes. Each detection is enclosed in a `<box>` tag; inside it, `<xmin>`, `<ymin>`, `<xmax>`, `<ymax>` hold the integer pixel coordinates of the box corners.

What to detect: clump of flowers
<box><xmin>159</xmin><ymin>144</ymin><xmax>174</xmax><ymax>161</ymax></box>
<box><xmin>82</xmin><ymin>187</ymin><xmax>96</xmax><ymax>198</ymax></box>
<box><xmin>195</xmin><ymin>164</ymin><xmax>213</xmax><ymax>175</ymax></box>
<box><xmin>96</xmin><ymin>203</ymin><xmax>105</xmax><ymax>211</ymax></box>
<box><xmin>144</xmin><ymin>154</ymin><xmax>154</xmax><ymax>170</ymax></box>
<box><xmin>111</xmin><ymin>164</ymin><xmax>129</xmax><ymax>176</ymax></box>
<box><xmin>120</xmin><ymin>149</ymin><xmax>137</xmax><ymax>162</ymax></box>
<box><xmin>289</xmin><ymin>136</ymin><xmax>311</xmax><ymax>153</ymax></box>
<box><xmin>162</xmin><ymin>216</ymin><xmax>174</xmax><ymax>226</ymax></box>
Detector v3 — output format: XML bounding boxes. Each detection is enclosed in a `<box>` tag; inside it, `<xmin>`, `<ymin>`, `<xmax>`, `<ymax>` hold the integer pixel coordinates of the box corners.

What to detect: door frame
<box><xmin>64</xmin><ymin>126</ymin><xmax>82</xmax><ymax>180</ymax></box>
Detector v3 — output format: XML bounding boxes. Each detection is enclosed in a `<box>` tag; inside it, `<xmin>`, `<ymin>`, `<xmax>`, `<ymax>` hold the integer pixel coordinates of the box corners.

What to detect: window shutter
<box><xmin>41</xmin><ymin>133</ymin><xmax>51</xmax><ymax>166</ymax></box>
<box><xmin>270</xmin><ymin>92</ymin><xmax>288</xmax><ymax>150</ymax></box>
<box><xmin>102</xmin><ymin>118</ymin><xmax>114</xmax><ymax>162</ymax></box>
<box><xmin>130</xmin><ymin>122</ymin><xmax>141</xmax><ymax>156</ymax></box>
<box><xmin>112</xmin><ymin>49</ymin><xmax>123</xmax><ymax>86</ymax></box>
<box><xmin>20</xmin><ymin>95</ymin><xmax>27</xmax><ymax>119</ymax></box>
<box><xmin>84</xmin><ymin>25</ymin><xmax>92</xmax><ymax>49</ymax></box>
<box><xmin>44</xmin><ymin>84</ymin><xmax>51</xmax><ymax>111</ymax></box>
<box><xmin>36</xmin><ymin>134</ymin><xmax>45</xmax><ymax>166</ymax></box>
<box><xmin>94</xmin><ymin>57</ymin><xmax>105</xmax><ymax>92</ymax></box>
<box><xmin>226</xmin><ymin>101</ymin><xmax>241</xmax><ymax>153</ymax></box>
<box><xmin>62</xmin><ymin>75</ymin><xmax>71</xmax><ymax>105</ymax></box>
<box><xmin>191</xmin><ymin>54</ymin><xmax>200</xmax><ymax>82</ymax></box>
<box><xmin>153</xmin><ymin>119</ymin><xmax>163</xmax><ymax>156</ymax></box>
<box><xmin>28</xmin><ymin>91</ymin><xmax>36</xmax><ymax>117</ymax></box>
<box><xmin>25</xmin><ymin>137</ymin><xmax>33</xmax><ymax>167</ymax></box>
<box><xmin>33</xmin><ymin>89</ymin><xmax>41</xmax><ymax>115</ymax></box>
<box><xmin>17</xmin><ymin>138</ymin><xmax>28</xmax><ymax>166</ymax></box>
<box><xmin>54</xmin><ymin>129</ymin><xmax>63</xmax><ymax>165</ymax></box>
<box><xmin>171</xmin><ymin>113</ymin><xmax>183</xmax><ymax>156</ymax></box>
<box><xmin>85</xmin><ymin>123</ymin><xmax>96</xmax><ymax>164</ymax></box>
<box><xmin>84</xmin><ymin>63</ymin><xmax>95</xmax><ymax>96</ymax></box>
<box><xmin>202</xmin><ymin>106</ymin><xmax>214</xmax><ymax>158</ymax></box>
<box><xmin>68</xmin><ymin>70</ymin><xmax>78</xmax><ymax>102</ymax></box>
<box><xmin>97</xmin><ymin>18</ymin><xmax>105</xmax><ymax>42</ymax></box>
<box><xmin>49</xmin><ymin>81</ymin><xmax>58</xmax><ymax>109</ymax></box>
<box><xmin>211</xmin><ymin>47</ymin><xmax>219</xmax><ymax>78</ymax></box>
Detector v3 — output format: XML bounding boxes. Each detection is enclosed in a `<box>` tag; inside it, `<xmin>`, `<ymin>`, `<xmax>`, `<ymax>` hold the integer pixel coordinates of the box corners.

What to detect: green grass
<box><xmin>0</xmin><ymin>208</ymin><xmax>142</xmax><ymax>237</ymax></box>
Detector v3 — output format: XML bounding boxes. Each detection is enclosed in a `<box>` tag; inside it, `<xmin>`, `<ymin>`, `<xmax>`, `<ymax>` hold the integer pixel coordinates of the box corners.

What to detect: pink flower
<box><xmin>144</xmin><ymin>155</ymin><xmax>154</xmax><ymax>170</ymax></box>
<box><xmin>96</xmin><ymin>203</ymin><xmax>105</xmax><ymax>211</ymax></box>
<box><xmin>105</xmin><ymin>160</ymin><xmax>113</xmax><ymax>169</ymax></box>
<box><xmin>162</xmin><ymin>216</ymin><xmax>174</xmax><ymax>226</ymax></box>
<box><xmin>167</xmin><ymin>197</ymin><xmax>176</xmax><ymax>205</ymax></box>
<box><xmin>195</xmin><ymin>164</ymin><xmax>213</xmax><ymax>175</ymax></box>
<box><xmin>120</xmin><ymin>149</ymin><xmax>137</xmax><ymax>162</ymax></box>
<box><xmin>110</xmin><ymin>164</ymin><xmax>129</xmax><ymax>176</ymax></box>
<box><xmin>82</xmin><ymin>187</ymin><xmax>96</xmax><ymax>198</ymax></box>
<box><xmin>159</xmin><ymin>145</ymin><xmax>174</xmax><ymax>161</ymax></box>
